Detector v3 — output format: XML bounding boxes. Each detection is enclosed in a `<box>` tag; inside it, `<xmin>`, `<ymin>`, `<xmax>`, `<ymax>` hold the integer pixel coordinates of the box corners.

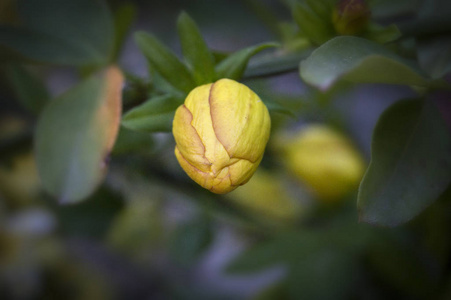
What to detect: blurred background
<box><xmin>1</xmin><ymin>0</ymin><xmax>450</xmax><ymax>299</ymax></box>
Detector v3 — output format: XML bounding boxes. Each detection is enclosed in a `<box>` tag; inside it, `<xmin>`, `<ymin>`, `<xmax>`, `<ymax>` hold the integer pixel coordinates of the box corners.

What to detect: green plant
<box><xmin>1</xmin><ymin>0</ymin><xmax>450</xmax><ymax>299</ymax></box>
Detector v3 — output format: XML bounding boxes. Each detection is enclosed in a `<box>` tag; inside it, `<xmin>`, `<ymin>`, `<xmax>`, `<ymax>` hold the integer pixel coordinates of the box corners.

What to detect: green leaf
<box><xmin>244</xmin><ymin>49</ymin><xmax>312</xmax><ymax>78</ymax></box>
<box><xmin>215</xmin><ymin>42</ymin><xmax>279</xmax><ymax>80</ymax></box>
<box><xmin>358</xmin><ymin>99</ymin><xmax>451</xmax><ymax>226</ymax></box>
<box><xmin>35</xmin><ymin>66</ymin><xmax>123</xmax><ymax>204</ymax></box>
<box><xmin>261</xmin><ymin>97</ymin><xmax>297</xmax><ymax>118</ymax></box>
<box><xmin>211</xmin><ymin>50</ymin><xmax>229</xmax><ymax>64</ymax></box>
<box><xmin>112</xmin><ymin>3</ymin><xmax>136</xmax><ymax>62</ymax></box>
<box><xmin>0</xmin><ymin>0</ymin><xmax>114</xmax><ymax>66</ymax></box>
<box><xmin>177</xmin><ymin>12</ymin><xmax>215</xmax><ymax>85</ymax></box>
<box><xmin>0</xmin><ymin>26</ymin><xmax>101</xmax><ymax>65</ymax></box>
<box><xmin>149</xmin><ymin>65</ymin><xmax>181</xmax><ymax>95</ymax></box>
<box><xmin>169</xmin><ymin>216</ymin><xmax>213</xmax><ymax>266</ymax></box>
<box><xmin>122</xmin><ymin>94</ymin><xmax>184</xmax><ymax>133</ymax></box>
<box><xmin>3</xmin><ymin>64</ymin><xmax>50</xmax><ymax>114</ymax></box>
<box><xmin>300</xmin><ymin>36</ymin><xmax>430</xmax><ymax>90</ymax></box>
<box><xmin>363</xmin><ymin>23</ymin><xmax>401</xmax><ymax>44</ymax></box>
<box><xmin>417</xmin><ymin>35</ymin><xmax>451</xmax><ymax>79</ymax></box>
<box><xmin>305</xmin><ymin>0</ymin><xmax>335</xmax><ymax>20</ymax></box>
<box><xmin>134</xmin><ymin>31</ymin><xmax>196</xmax><ymax>94</ymax></box>
<box><xmin>112</xmin><ymin>126</ymin><xmax>154</xmax><ymax>155</ymax></box>
<box><xmin>292</xmin><ymin>3</ymin><xmax>334</xmax><ymax>45</ymax></box>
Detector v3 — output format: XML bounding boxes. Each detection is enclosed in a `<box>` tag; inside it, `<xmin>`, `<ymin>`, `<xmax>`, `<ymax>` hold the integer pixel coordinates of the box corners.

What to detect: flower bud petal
<box><xmin>173</xmin><ymin>79</ymin><xmax>271</xmax><ymax>194</ymax></box>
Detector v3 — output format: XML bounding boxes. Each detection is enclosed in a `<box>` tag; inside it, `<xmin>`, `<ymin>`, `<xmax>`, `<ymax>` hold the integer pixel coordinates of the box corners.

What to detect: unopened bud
<box><xmin>280</xmin><ymin>125</ymin><xmax>366</xmax><ymax>202</ymax></box>
<box><xmin>332</xmin><ymin>0</ymin><xmax>371</xmax><ymax>35</ymax></box>
<box><xmin>172</xmin><ymin>79</ymin><xmax>271</xmax><ymax>194</ymax></box>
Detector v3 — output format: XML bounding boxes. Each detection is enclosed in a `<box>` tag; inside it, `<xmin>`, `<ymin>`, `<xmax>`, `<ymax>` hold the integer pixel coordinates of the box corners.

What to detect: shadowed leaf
<box><xmin>358</xmin><ymin>99</ymin><xmax>451</xmax><ymax>226</ymax></box>
<box><xmin>300</xmin><ymin>36</ymin><xmax>430</xmax><ymax>90</ymax></box>
<box><xmin>35</xmin><ymin>66</ymin><xmax>123</xmax><ymax>204</ymax></box>
<box><xmin>215</xmin><ymin>42</ymin><xmax>280</xmax><ymax>80</ymax></box>
<box><xmin>122</xmin><ymin>94</ymin><xmax>184</xmax><ymax>133</ymax></box>
<box><xmin>0</xmin><ymin>0</ymin><xmax>114</xmax><ymax>65</ymax></box>
<box><xmin>177</xmin><ymin>12</ymin><xmax>215</xmax><ymax>85</ymax></box>
<box><xmin>135</xmin><ymin>31</ymin><xmax>196</xmax><ymax>94</ymax></box>
<box><xmin>3</xmin><ymin>64</ymin><xmax>50</xmax><ymax>114</ymax></box>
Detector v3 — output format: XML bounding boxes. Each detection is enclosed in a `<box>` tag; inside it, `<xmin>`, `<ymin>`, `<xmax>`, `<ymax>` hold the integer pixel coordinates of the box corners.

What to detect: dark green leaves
<box><xmin>417</xmin><ymin>36</ymin><xmax>451</xmax><ymax>79</ymax></box>
<box><xmin>300</xmin><ymin>36</ymin><xmax>430</xmax><ymax>90</ymax></box>
<box><xmin>122</xmin><ymin>94</ymin><xmax>184</xmax><ymax>133</ymax></box>
<box><xmin>0</xmin><ymin>0</ymin><xmax>114</xmax><ymax>66</ymax></box>
<box><xmin>215</xmin><ymin>42</ymin><xmax>280</xmax><ymax>80</ymax></box>
<box><xmin>177</xmin><ymin>12</ymin><xmax>216</xmax><ymax>85</ymax></box>
<box><xmin>292</xmin><ymin>2</ymin><xmax>335</xmax><ymax>45</ymax></box>
<box><xmin>244</xmin><ymin>50</ymin><xmax>312</xmax><ymax>78</ymax></box>
<box><xmin>135</xmin><ymin>32</ymin><xmax>196</xmax><ymax>94</ymax></box>
<box><xmin>3</xmin><ymin>64</ymin><xmax>49</xmax><ymax>114</ymax></box>
<box><xmin>112</xmin><ymin>3</ymin><xmax>136</xmax><ymax>62</ymax></box>
<box><xmin>363</xmin><ymin>23</ymin><xmax>401</xmax><ymax>44</ymax></box>
<box><xmin>358</xmin><ymin>99</ymin><xmax>451</xmax><ymax>226</ymax></box>
<box><xmin>128</xmin><ymin>12</ymin><xmax>279</xmax><ymax>134</ymax></box>
<box><xmin>35</xmin><ymin>67</ymin><xmax>123</xmax><ymax>204</ymax></box>
<box><xmin>135</xmin><ymin>12</ymin><xmax>278</xmax><ymax>90</ymax></box>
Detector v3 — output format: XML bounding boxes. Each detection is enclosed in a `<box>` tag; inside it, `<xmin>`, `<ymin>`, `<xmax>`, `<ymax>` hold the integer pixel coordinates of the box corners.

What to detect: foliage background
<box><xmin>0</xmin><ymin>0</ymin><xmax>450</xmax><ymax>299</ymax></box>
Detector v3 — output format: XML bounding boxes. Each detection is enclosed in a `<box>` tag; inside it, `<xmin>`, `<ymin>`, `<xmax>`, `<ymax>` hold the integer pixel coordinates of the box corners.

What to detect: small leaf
<box><xmin>305</xmin><ymin>0</ymin><xmax>334</xmax><ymax>20</ymax></box>
<box><xmin>3</xmin><ymin>64</ymin><xmax>50</xmax><ymax>114</ymax></box>
<box><xmin>211</xmin><ymin>50</ymin><xmax>229</xmax><ymax>64</ymax></box>
<box><xmin>149</xmin><ymin>65</ymin><xmax>182</xmax><ymax>95</ymax></box>
<box><xmin>35</xmin><ymin>66</ymin><xmax>123</xmax><ymax>204</ymax></box>
<box><xmin>358</xmin><ymin>99</ymin><xmax>451</xmax><ymax>226</ymax></box>
<box><xmin>112</xmin><ymin>3</ymin><xmax>136</xmax><ymax>62</ymax></box>
<box><xmin>244</xmin><ymin>49</ymin><xmax>312</xmax><ymax>78</ymax></box>
<box><xmin>363</xmin><ymin>23</ymin><xmax>401</xmax><ymax>44</ymax></box>
<box><xmin>292</xmin><ymin>3</ymin><xmax>334</xmax><ymax>45</ymax></box>
<box><xmin>122</xmin><ymin>94</ymin><xmax>184</xmax><ymax>133</ymax></box>
<box><xmin>417</xmin><ymin>35</ymin><xmax>451</xmax><ymax>79</ymax></box>
<box><xmin>215</xmin><ymin>42</ymin><xmax>279</xmax><ymax>80</ymax></box>
<box><xmin>300</xmin><ymin>36</ymin><xmax>430</xmax><ymax>90</ymax></box>
<box><xmin>262</xmin><ymin>97</ymin><xmax>296</xmax><ymax>118</ymax></box>
<box><xmin>134</xmin><ymin>31</ymin><xmax>196</xmax><ymax>94</ymax></box>
<box><xmin>177</xmin><ymin>12</ymin><xmax>215</xmax><ymax>85</ymax></box>
<box><xmin>0</xmin><ymin>0</ymin><xmax>114</xmax><ymax>66</ymax></box>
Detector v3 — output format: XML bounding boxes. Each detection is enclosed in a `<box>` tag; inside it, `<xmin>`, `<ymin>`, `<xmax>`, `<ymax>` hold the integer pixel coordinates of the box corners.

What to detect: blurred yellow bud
<box><xmin>332</xmin><ymin>0</ymin><xmax>371</xmax><ymax>36</ymax></box>
<box><xmin>280</xmin><ymin>125</ymin><xmax>366</xmax><ymax>202</ymax></box>
<box><xmin>228</xmin><ymin>169</ymin><xmax>302</xmax><ymax>223</ymax></box>
<box><xmin>173</xmin><ymin>79</ymin><xmax>271</xmax><ymax>194</ymax></box>
<box><xmin>0</xmin><ymin>152</ymin><xmax>40</xmax><ymax>205</ymax></box>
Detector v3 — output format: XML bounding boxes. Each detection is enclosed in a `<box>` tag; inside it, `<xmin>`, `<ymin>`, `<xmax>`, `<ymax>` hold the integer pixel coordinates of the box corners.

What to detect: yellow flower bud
<box><xmin>172</xmin><ymin>79</ymin><xmax>271</xmax><ymax>194</ymax></box>
<box><xmin>280</xmin><ymin>125</ymin><xmax>366</xmax><ymax>202</ymax></box>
